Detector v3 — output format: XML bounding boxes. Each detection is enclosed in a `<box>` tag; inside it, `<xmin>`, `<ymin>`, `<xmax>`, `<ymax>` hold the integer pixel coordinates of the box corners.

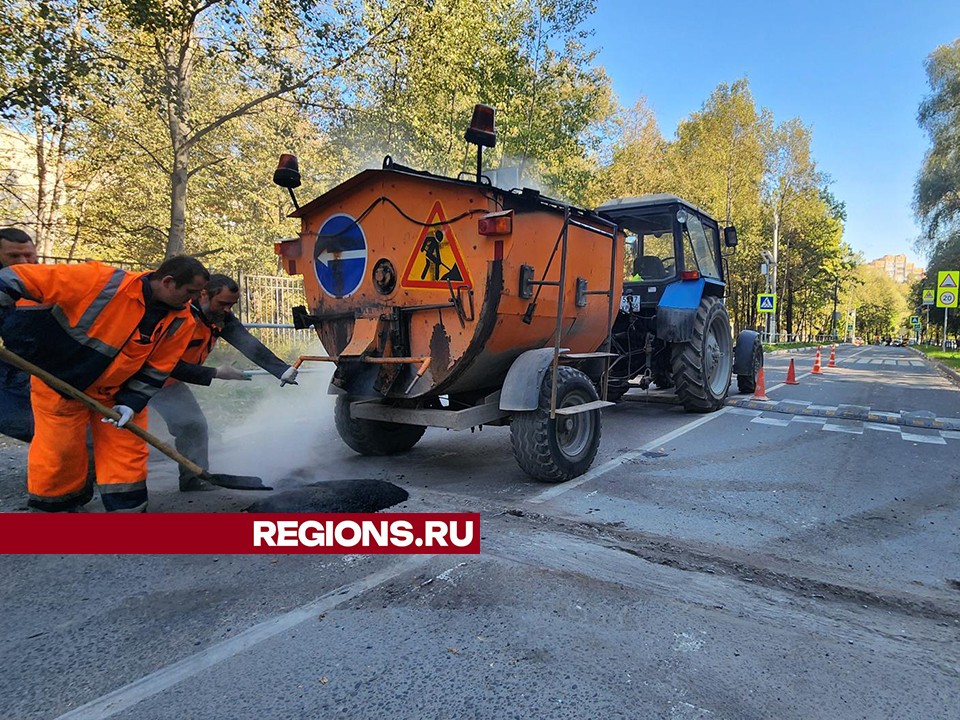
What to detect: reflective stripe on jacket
<box><xmin>0</xmin><ymin>261</ymin><xmax>195</xmax><ymax>411</ymax></box>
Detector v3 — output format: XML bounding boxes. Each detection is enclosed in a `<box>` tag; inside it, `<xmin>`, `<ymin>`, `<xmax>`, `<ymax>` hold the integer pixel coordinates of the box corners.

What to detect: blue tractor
<box><xmin>596</xmin><ymin>194</ymin><xmax>763</xmax><ymax>411</ymax></box>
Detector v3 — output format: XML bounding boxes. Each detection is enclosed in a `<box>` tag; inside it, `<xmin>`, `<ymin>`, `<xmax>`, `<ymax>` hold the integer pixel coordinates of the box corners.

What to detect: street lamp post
<box><xmin>830</xmin><ymin>274</ymin><xmax>839</xmax><ymax>340</ymax></box>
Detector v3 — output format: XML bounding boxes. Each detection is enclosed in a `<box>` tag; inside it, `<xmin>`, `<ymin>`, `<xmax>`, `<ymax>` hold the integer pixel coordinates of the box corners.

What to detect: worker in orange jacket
<box><xmin>153</xmin><ymin>273</ymin><xmax>298</xmax><ymax>490</ymax></box>
<box><xmin>0</xmin><ymin>228</ymin><xmax>39</xmax><ymax>442</ymax></box>
<box><xmin>0</xmin><ymin>256</ymin><xmax>208</xmax><ymax>512</ymax></box>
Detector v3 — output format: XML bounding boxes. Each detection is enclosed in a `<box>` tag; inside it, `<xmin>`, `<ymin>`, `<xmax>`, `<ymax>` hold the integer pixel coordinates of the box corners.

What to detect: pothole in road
<box><xmin>243</xmin><ymin>479</ymin><xmax>409</xmax><ymax>513</ymax></box>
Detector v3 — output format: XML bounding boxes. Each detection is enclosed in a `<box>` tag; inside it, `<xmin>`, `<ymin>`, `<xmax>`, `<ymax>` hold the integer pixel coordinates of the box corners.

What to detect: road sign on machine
<box><xmin>314</xmin><ymin>213</ymin><xmax>368</xmax><ymax>298</ymax></box>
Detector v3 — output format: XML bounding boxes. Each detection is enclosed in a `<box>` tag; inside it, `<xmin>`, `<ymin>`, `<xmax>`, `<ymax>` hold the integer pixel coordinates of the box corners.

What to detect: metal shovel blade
<box><xmin>202</xmin><ymin>472</ymin><xmax>272</xmax><ymax>491</ymax></box>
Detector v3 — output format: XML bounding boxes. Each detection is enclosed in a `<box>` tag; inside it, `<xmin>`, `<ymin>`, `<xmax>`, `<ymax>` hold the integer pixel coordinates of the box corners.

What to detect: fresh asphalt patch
<box><xmin>243</xmin><ymin>478</ymin><xmax>409</xmax><ymax>513</ymax></box>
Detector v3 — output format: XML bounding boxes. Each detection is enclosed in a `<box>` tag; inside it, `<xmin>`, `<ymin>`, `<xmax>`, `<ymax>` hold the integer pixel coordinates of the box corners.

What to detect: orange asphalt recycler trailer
<box><xmin>272</xmin><ymin>105</ymin><xmax>762</xmax><ymax>482</ymax></box>
<box><xmin>273</xmin><ymin>106</ymin><xmax>622</xmax><ymax>482</ymax></box>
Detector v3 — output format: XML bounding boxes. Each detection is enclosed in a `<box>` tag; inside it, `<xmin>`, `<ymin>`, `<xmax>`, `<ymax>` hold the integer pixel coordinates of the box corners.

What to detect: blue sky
<box><xmin>588</xmin><ymin>0</ymin><xmax>960</xmax><ymax>267</ymax></box>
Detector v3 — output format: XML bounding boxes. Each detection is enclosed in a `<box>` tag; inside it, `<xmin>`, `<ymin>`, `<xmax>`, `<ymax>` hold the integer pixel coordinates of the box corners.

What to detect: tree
<box><xmin>763</xmin><ymin>117</ymin><xmax>823</xmax><ymax>339</ymax></box>
<box><xmin>665</xmin><ymin>79</ymin><xmax>767</xmax><ymax>332</ymax></box>
<box><xmin>105</xmin><ymin>0</ymin><xmax>396</xmax><ymax>257</ymax></box>
<box><xmin>848</xmin><ymin>266</ymin><xmax>908</xmax><ymax>341</ymax></box>
<box><xmin>0</xmin><ymin>0</ymin><xmax>115</xmax><ymax>255</ymax></box>
<box><xmin>338</xmin><ymin>0</ymin><xmax>612</xmax><ymax>203</ymax></box>
<box><xmin>594</xmin><ymin>97</ymin><xmax>667</xmax><ymax>201</ymax></box>
<box><xmin>915</xmin><ymin>40</ymin><xmax>960</xmax><ymax>266</ymax></box>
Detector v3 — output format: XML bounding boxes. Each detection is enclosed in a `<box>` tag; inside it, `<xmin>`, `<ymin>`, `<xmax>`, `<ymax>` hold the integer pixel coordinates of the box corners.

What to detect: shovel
<box><xmin>0</xmin><ymin>343</ymin><xmax>271</xmax><ymax>491</ymax></box>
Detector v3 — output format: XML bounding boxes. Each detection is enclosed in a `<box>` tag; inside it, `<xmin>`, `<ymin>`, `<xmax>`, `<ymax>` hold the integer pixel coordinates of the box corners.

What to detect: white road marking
<box><xmin>823</xmin><ymin>422</ymin><xmax>863</xmax><ymax>434</ymax></box>
<box><xmin>864</xmin><ymin>422</ymin><xmax>901</xmax><ymax>433</ymax></box>
<box><xmin>56</xmin><ymin>556</ymin><xmax>432</xmax><ymax>720</ymax></box>
<box><xmin>793</xmin><ymin>416</ymin><xmax>827</xmax><ymax>424</ymax></box>
<box><xmin>901</xmin><ymin>431</ymin><xmax>947</xmax><ymax>445</ymax></box>
<box><xmin>942</xmin><ymin>430</ymin><xmax>960</xmax><ymax>440</ymax></box>
<box><xmin>727</xmin><ymin>407</ymin><xmax>763</xmax><ymax>417</ymax></box>
<box><xmin>527</xmin><ymin>408</ymin><xmax>732</xmax><ymax>504</ymax></box>
<box><xmin>751</xmin><ymin>417</ymin><xmax>791</xmax><ymax>427</ymax></box>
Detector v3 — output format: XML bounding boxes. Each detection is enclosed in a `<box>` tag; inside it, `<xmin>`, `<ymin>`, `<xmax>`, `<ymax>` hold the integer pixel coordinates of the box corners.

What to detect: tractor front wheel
<box><xmin>511</xmin><ymin>366</ymin><xmax>602</xmax><ymax>482</ymax></box>
<box><xmin>736</xmin><ymin>332</ymin><xmax>764</xmax><ymax>394</ymax></box>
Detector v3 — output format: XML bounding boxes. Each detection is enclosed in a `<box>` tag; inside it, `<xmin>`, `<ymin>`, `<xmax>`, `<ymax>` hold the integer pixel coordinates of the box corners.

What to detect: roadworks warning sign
<box><xmin>401</xmin><ymin>201</ymin><xmax>473</xmax><ymax>290</ymax></box>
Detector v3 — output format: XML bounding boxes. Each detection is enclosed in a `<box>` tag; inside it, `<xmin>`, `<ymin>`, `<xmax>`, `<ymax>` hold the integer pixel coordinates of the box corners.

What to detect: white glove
<box><xmin>280</xmin><ymin>366</ymin><xmax>299</xmax><ymax>386</ymax></box>
<box><xmin>215</xmin><ymin>364</ymin><xmax>250</xmax><ymax>381</ymax></box>
<box><xmin>102</xmin><ymin>405</ymin><xmax>135</xmax><ymax>428</ymax></box>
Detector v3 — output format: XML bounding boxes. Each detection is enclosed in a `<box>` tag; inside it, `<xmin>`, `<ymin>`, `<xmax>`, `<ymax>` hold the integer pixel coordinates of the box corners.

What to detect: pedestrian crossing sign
<box><xmin>937</xmin><ymin>271</ymin><xmax>959</xmax><ymax>308</ymax></box>
<box><xmin>910</xmin><ymin>315</ymin><xmax>920</xmax><ymax>326</ymax></box>
<box><xmin>757</xmin><ymin>293</ymin><xmax>776</xmax><ymax>313</ymax></box>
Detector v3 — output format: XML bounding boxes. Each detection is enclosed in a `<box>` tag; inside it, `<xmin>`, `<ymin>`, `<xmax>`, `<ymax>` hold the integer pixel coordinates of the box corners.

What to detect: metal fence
<box><xmin>234</xmin><ymin>274</ymin><xmax>306</xmax><ymax>326</ymax></box>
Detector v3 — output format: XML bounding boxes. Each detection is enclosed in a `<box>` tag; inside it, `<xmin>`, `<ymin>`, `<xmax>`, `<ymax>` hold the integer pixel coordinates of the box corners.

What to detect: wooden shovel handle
<box><xmin>0</xmin><ymin>342</ymin><xmax>207</xmax><ymax>477</ymax></box>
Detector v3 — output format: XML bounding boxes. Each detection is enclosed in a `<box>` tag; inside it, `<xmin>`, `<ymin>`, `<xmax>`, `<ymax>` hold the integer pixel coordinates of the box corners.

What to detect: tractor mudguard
<box><xmin>656</xmin><ymin>278</ymin><xmax>704</xmax><ymax>342</ymax></box>
<box><xmin>500</xmin><ymin>348</ymin><xmax>568</xmax><ymax>411</ymax></box>
<box><xmin>733</xmin><ymin>330</ymin><xmax>762</xmax><ymax>376</ymax></box>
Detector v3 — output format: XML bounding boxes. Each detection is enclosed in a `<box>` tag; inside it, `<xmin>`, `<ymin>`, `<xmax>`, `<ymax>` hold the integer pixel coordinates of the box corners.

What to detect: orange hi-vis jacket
<box><xmin>0</xmin><ymin>262</ymin><xmax>195</xmax><ymax>410</ymax></box>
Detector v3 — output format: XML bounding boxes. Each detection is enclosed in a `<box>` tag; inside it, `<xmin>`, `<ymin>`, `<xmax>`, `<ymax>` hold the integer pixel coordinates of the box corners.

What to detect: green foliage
<box><xmin>338</xmin><ymin>0</ymin><xmax>612</xmax><ymax>203</ymax></box>
<box><xmin>2</xmin><ymin>2</ymin><xmax>857</xmax><ymax>342</ymax></box>
<box><xmin>915</xmin><ymin>39</ymin><xmax>960</xmax><ymax>254</ymax></box>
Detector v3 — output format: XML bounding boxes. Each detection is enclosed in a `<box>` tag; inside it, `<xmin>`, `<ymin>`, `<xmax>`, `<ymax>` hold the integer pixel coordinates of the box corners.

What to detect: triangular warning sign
<box><xmin>940</xmin><ymin>274</ymin><xmax>957</xmax><ymax>288</ymax></box>
<box><xmin>401</xmin><ymin>201</ymin><xmax>473</xmax><ymax>290</ymax></box>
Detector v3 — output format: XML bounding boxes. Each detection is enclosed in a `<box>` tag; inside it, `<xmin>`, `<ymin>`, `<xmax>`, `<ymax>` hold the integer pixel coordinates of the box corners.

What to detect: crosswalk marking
<box><xmin>863</xmin><ymin>422</ymin><xmax>900</xmax><ymax>433</ymax></box>
<box><xmin>749</xmin><ymin>414</ymin><xmax>956</xmax><ymax>444</ymax></box>
<box><xmin>901</xmin><ymin>431</ymin><xmax>947</xmax><ymax>445</ymax></box>
<box><xmin>823</xmin><ymin>422</ymin><xmax>863</xmax><ymax>434</ymax></box>
<box><xmin>854</xmin><ymin>359</ymin><xmax>925</xmax><ymax>366</ymax></box>
<box><xmin>751</xmin><ymin>417</ymin><xmax>791</xmax><ymax>427</ymax></box>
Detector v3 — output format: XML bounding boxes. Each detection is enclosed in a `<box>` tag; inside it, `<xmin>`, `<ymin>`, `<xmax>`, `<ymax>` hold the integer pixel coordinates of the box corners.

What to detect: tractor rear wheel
<box><xmin>334</xmin><ymin>396</ymin><xmax>425</xmax><ymax>456</ymax></box>
<box><xmin>670</xmin><ymin>296</ymin><xmax>733</xmax><ymax>412</ymax></box>
<box><xmin>511</xmin><ymin>366</ymin><xmax>602</xmax><ymax>482</ymax></box>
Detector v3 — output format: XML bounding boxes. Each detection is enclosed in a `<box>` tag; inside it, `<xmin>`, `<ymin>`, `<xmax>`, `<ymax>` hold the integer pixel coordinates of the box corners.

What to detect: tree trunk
<box><xmin>33</xmin><ymin>114</ymin><xmax>50</xmax><ymax>257</ymax></box>
<box><xmin>163</xmin><ymin>33</ymin><xmax>193</xmax><ymax>258</ymax></box>
<box><xmin>167</xmin><ymin>154</ymin><xmax>188</xmax><ymax>257</ymax></box>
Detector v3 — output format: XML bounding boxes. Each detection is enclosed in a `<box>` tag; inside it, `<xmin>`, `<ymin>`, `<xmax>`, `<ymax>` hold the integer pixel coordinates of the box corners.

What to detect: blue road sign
<box><xmin>314</xmin><ymin>213</ymin><xmax>367</xmax><ymax>298</ymax></box>
<box><xmin>757</xmin><ymin>293</ymin><xmax>776</xmax><ymax>313</ymax></box>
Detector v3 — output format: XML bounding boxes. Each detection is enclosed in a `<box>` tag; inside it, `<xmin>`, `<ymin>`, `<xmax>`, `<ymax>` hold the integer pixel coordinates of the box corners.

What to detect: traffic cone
<box><xmin>785</xmin><ymin>358</ymin><xmax>800</xmax><ymax>385</ymax></box>
<box><xmin>752</xmin><ymin>367</ymin><xmax>770</xmax><ymax>401</ymax></box>
<box><xmin>828</xmin><ymin>344</ymin><xmax>837</xmax><ymax>368</ymax></box>
<box><xmin>812</xmin><ymin>346</ymin><xmax>823</xmax><ymax>375</ymax></box>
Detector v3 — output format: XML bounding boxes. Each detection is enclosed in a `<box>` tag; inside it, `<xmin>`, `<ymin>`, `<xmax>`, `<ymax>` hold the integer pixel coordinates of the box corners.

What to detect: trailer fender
<box><xmin>655</xmin><ymin>278</ymin><xmax>704</xmax><ymax>343</ymax></box>
<box><xmin>733</xmin><ymin>330</ymin><xmax>762</xmax><ymax>376</ymax></box>
<box><xmin>500</xmin><ymin>348</ymin><xmax>568</xmax><ymax>411</ymax></box>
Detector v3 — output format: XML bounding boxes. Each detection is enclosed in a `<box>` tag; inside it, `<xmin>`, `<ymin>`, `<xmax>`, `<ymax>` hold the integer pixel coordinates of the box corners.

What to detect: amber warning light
<box><xmin>478</xmin><ymin>210</ymin><xmax>513</xmax><ymax>236</ymax></box>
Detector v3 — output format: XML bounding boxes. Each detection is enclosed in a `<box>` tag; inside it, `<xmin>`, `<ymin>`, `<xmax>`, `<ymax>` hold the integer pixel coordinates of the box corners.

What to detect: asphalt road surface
<box><xmin>1</xmin><ymin>343</ymin><xmax>958</xmax><ymax>719</ymax></box>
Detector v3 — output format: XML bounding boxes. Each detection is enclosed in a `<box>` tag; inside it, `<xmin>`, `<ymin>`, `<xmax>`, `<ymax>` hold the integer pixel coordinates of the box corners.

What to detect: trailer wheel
<box><xmin>510</xmin><ymin>366</ymin><xmax>601</xmax><ymax>482</ymax></box>
<box><xmin>671</xmin><ymin>296</ymin><xmax>733</xmax><ymax>412</ymax></box>
<box><xmin>334</xmin><ymin>396</ymin><xmax>425</xmax><ymax>456</ymax></box>
<box><xmin>736</xmin><ymin>333</ymin><xmax>763</xmax><ymax>394</ymax></box>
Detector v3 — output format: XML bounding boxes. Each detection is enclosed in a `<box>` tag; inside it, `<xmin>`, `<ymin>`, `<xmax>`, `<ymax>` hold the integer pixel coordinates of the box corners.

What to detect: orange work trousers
<box><xmin>27</xmin><ymin>379</ymin><xmax>150</xmax><ymax>512</ymax></box>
